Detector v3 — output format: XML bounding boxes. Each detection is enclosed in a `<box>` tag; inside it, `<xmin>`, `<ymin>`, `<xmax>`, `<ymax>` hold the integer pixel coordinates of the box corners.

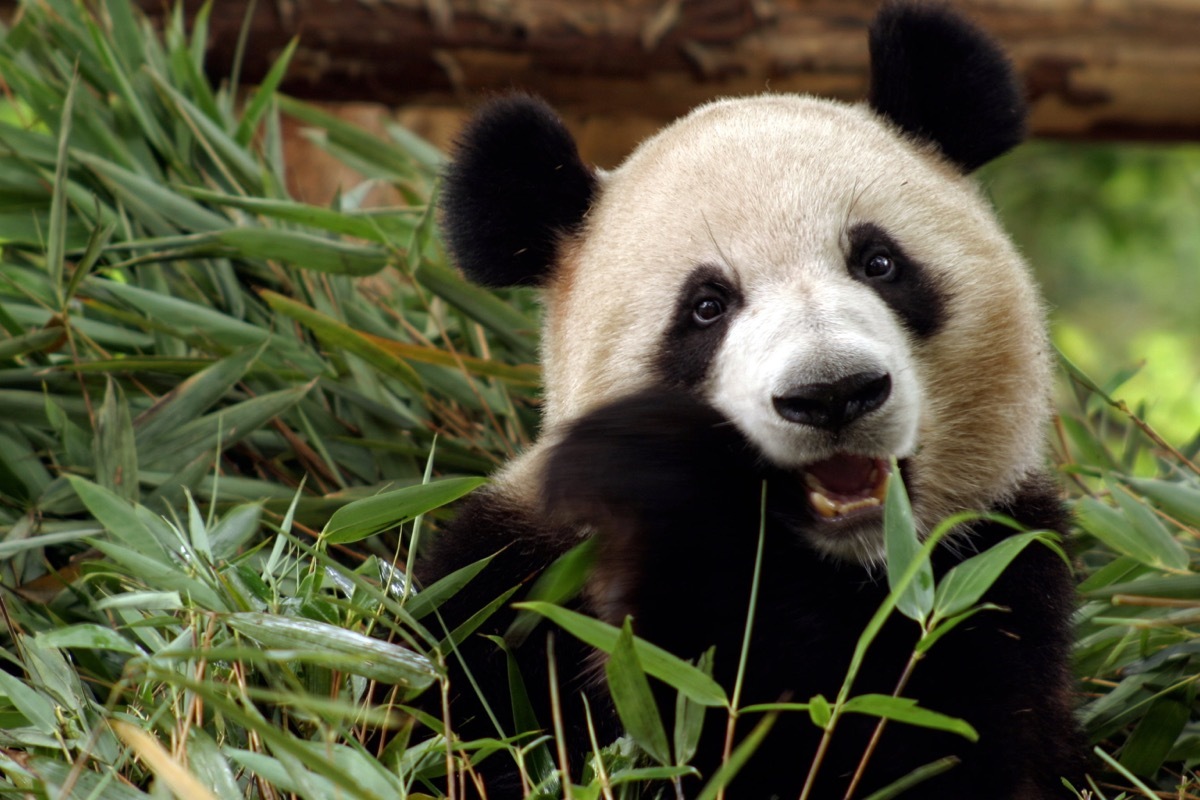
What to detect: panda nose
<box><xmin>772</xmin><ymin>371</ymin><xmax>892</xmax><ymax>431</ymax></box>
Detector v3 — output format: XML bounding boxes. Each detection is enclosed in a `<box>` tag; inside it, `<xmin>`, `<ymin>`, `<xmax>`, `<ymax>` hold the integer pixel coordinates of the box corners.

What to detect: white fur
<box><xmin>510</xmin><ymin>94</ymin><xmax>1053</xmax><ymax>563</ymax></box>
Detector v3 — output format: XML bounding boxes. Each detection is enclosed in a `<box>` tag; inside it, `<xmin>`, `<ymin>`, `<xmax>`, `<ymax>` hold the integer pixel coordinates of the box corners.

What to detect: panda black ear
<box><xmin>867</xmin><ymin>1</ymin><xmax>1027</xmax><ymax>172</ymax></box>
<box><xmin>440</xmin><ymin>94</ymin><xmax>597</xmax><ymax>288</ymax></box>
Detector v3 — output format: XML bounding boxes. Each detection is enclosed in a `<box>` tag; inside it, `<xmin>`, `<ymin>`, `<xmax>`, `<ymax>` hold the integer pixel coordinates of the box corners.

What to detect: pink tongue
<box><xmin>806</xmin><ymin>454</ymin><xmax>879</xmax><ymax>494</ymax></box>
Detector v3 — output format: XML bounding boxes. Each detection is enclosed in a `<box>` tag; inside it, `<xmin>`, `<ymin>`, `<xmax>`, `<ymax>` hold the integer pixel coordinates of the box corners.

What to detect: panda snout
<box><xmin>771</xmin><ymin>371</ymin><xmax>892</xmax><ymax>431</ymax></box>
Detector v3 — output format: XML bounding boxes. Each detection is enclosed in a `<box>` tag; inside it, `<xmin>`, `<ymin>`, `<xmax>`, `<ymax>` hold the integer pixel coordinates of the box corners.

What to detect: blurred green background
<box><xmin>982</xmin><ymin>142</ymin><xmax>1200</xmax><ymax>443</ymax></box>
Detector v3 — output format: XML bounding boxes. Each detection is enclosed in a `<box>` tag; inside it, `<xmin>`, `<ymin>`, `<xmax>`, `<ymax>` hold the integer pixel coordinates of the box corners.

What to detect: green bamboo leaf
<box><xmin>94</xmin><ymin>377</ymin><xmax>139</xmax><ymax>502</ymax></box>
<box><xmin>674</xmin><ymin>648</ymin><xmax>713</xmax><ymax>766</ymax></box>
<box><xmin>64</xmin><ymin>219</ymin><xmax>115</xmax><ymax>305</ymax></box>
<box><xmin>46</xmin><ymin>70</ymin><xmax>77</xmax><ymax>302</ymax></box>
<box><xmin>322</xmin><ymin>477</ymin><xmax>485</xmax><ymax>544</ymax></box>
<box><xmin>514</xmin><ymin>601</ymin><xmax>727</xmax><ymax>707</ymax></box>
<box><xmin>67</xmin><ymin>475</ymin><xmax>169</xmax><ymax>557</ymax></box>
<box><xmin>861</xmin><ymin>757</ymin><xmax>961</xmax><ymax>800</ymax></box>
<box><xmin>179</xmin><ymin>188</ymin><xmax>420</xmax><ymax>243</ymax></box>
<box><xmin>276</xmin><ymin>95</ymin><xmax>422</xmax><ymax>180</ymax></box>
<box><xmin>694</xmin><ymin>713</ymin><xmax>778</xmax><ymax>800</ymax></box>
<box><xmin>884</xmin><ymin>459</ymin><xmax>931</xmax><ymax>623</ymax></box>
<box><xmin>808</xmin><ymin>693</ymin><xmax>832</xmax><ymax>728</ymax></box>
<box><xmin>932</xmin><ymin>531</ymin><xmax>1060</xmax><ymax>622</ymax></box>
<box><xmin>133</xmin><ymin>345</ymin><xmax>263</xmax><ymax>446</ymax></box>
<box><xmin>0</xmin><ymin>328</ymin><xmax>62</xmax><ymax>361</ymax></box>
<box><xmin>608</xmin><ymin>766</ymin><xmax>700</xmax><ymax>786</ymax></box>
<box><xmin>84</xmin><ymin>16</ymin><xmax>169</xmax><ymax>156</ymax></box>
<box><xmin>403</xmin><ymin>554</ymin><xmax>495</xmax><ymax>620</ymax></box>
<box><xmin>23</xmin><ymin>757</ymin><xmax>150</xmax><ymax>800</ymax></box>
<box><xmin>1106</xmin><ymin>478</ymin><xmax>1188</xmax><ymax>570</ymax></box>
<box><xmin>149</xmin><ymin>76</ymin><xmax>262</xmax><ymax>190</ymax></box>
<box><xmin>1076</xmin><ymin>496</ymin><xmax>1185</xmax><ymax>571</ymax></box>
<box><xmin>105</xmin><ymin>0</ymin><xmax>147</xmax><ymax>71</ymax></box>
<box><xmin>364</xmin><ymin>332</ymin><xmax>540</xmax><ymax>386</ymax></box>
<box><xmin>1119</xmin><ymin>695</ymin><xmax>1189</xmax><ymax>777</ymax></box>
<box><xmin>89</xmin><ymin>538</ymin><xmax>226</xmax><ymax>610</ymax></box>
<box><xmin>77</xmin><ymin>153</ymin><xmax>230</xmax><ymax>232</ymax></box>
<box><xmin>37</xmin><ymin>623</ymin><xmax>142</xmax><ymax>655</ymax></box>
<box><xmin>208</xmin><ymin>503</ymin><xmax>263</xmax><ymax>561</ymax></box>
<box><xmin>235</xmin><ymin>37</ymin><xmax>298</xmax><ymax>145</ymax></box>
<box><xmin>219</xmin><ymin>228</ymin><xmax>390</xmax><ymax>275</ymax></box>
<box><xmin>90</xmin><ymin>279</ymin><xmax>269</xmax><ymax>347</ymax></box>
<box><xmin>915</xmin><ymin>604</ymin><xmax>1000</xmax><ymax>655</ymax></box>
<box><xmin>413</xmin><ymin>259</ymin><xmax>539</xmax><ymax>358</ymax></box>
<box><xmin>842</xmin><ymin>694</ymin><xmax>977</xmax><ymax>741</ymax></box>
<box><xmin>1125</xmin><ymin>477</ymin><xmax>1200</xmax><ymax>529</ymax></box>
<box><xmin>0</xmin><ymin>669</ymin><xmax>59</xmax><ymax>735</ymax></box>
<box><xmin>226</xmin><ymin>612</ymin><xmax>437</xmax><ymax>688</ymax></box>
<box><xmin>140</xmin><ymin>382</ymin><xmax>315</xmax><ymax>469</ymax></box>
<box><xmin>186</xmin><ymin>731</ymin><xmax>243</xmax><ymax>800</ymax></box>
<box><xmin>261</xmin><ymin>291</ymin><xmax>421</xmax><ymax>390</ymax></box>
<box><xmin>607</xmin><ymin>618</ymin><xmax>672</xmax><ymax>765</ymax></box>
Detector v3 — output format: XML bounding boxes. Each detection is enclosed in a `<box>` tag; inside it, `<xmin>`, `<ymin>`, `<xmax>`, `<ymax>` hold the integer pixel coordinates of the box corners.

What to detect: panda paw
<box><xmin>541</xmin><ymin>387</ymin><xmax>763</xmax><ymax>532</ymax></box>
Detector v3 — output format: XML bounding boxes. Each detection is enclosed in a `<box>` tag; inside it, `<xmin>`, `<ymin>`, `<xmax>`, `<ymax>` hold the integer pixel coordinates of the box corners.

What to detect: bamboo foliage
<box><xmin>0</xmin><ymin>1</ymin><xmax>1196</xmax><ymax>799</ymax></box>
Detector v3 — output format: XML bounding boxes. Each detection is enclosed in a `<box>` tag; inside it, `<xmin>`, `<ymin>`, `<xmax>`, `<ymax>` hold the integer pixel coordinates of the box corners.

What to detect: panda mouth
<box><xmin>802</xmin><ymin>454</ymin><xmax>892</xmax><ymax>521</ymax></box>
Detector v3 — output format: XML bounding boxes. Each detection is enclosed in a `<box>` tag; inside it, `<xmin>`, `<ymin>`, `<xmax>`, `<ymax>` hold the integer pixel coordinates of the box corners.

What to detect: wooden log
<box><xmin>143</xmin><ymin>0</ymin><xmax>1200</xmax><ymax>142</ymax></box>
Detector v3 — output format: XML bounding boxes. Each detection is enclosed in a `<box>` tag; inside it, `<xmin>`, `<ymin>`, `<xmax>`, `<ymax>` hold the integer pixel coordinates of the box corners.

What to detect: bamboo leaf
<box><xmin>67</xmin><ymin>475</ymin><xmax>169</xmax><ymax>557</ymax></box>
<box><xmin>694</xmin><ymin>713</ymin><xmax>777</xmax><ymax>800</ymax></box>
<box><xmin>179</xmin><ymin>187</ymin><xmax>420</xmax><ymax>242</ymax></box>
<box><xmin>111</xmin><ymin>720</ymin><xmax>220</xmax><ymax>800</ymax></box>
<box><xmin>140</xmin><ymin>382</ymin><xmax>315</xmax><ymax>469</ymax></box>
<box><xmin>932</xmin><ymin>531</ymin><xmax>1061</xmax><ymax>622</ymax></box>
<box><xmin>94</xmin><ymin>377</ymin><xmax>139</xmax><ymax>502</ymax></box>
<box><xmin>606</xmin><ymin>618</ymin><xmax>672</xmax><ymax>765</ymax></box>
<box><xmin>321</xmin><ymin>477</ymin><xmax>485</xmax><ymax>544</ymax></box>
<box><xmin>0</xmin><ymin>669</ymin><xmax>59</xmax><ymax>735</ymax></box>
<box><xmin>46</xmin><ymin>70</ymin><xmax>77</xmax><ymax>302</ymax></box>
<box><xmin>514</xmin><ymin>601</ymin><xmax>727</xmax><ymax>707</ymax></box>
<box><xmin>261</xmin><ymin>291</ymin><xmax>422</xmax><ymax>391</ymax></box>
<box><xmin>1125</xmin><ymin>477</ymin><xmax>1200</xmax><ymax>530</ymax></box>
<box><xmin>1077</xmin><ymin>496</ymin><xmax>1186</xmax><ymax>571</ymax></box>
<box><xmin>226</xmin><ymin>612</ymin><xmax>437</xmax><ymax>688</ymax></box>
<box><xmin>861</xmin><ymin>757</ymin><xmax>961</xmax><ymax>800</ymax></box>
<box><xmin>219</xmin><ymin>228</ymin><xmax>390</xmax><ymax>276</ymax></box>
<box><xmin>842</xmin><ymin>694</ymin><xmax>978</xmax><ymax>741</ymax></box>
<box><xmin>133</xmin><ymin>345</ymin><xmax>264</xmax><ymax>446</ymax></box>
<box><xmin>884</xmin><ymin>459</ymin><xmax>931</xmax><ymax>624</ymax></box>
<box><xmin>235</xmin><ymin>37</ymin><xmax>298</xmax><ymax>145</ymax></box>
<box><xmin>38</xmin><ymin>623</ymin><xmax>142</xmax><ymax>655</ymax></box>
<box><xmin>1107</xmin><ymin>477</ymin><xmax>1189</xmax><ymax>570</ymax></box>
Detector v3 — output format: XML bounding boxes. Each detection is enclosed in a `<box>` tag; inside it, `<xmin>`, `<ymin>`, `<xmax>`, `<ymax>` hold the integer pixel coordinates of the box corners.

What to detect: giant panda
<box><xmin>417</xmin><ymin>2</ymin><xmax>1088</xmax><ymax>797</ymax></box>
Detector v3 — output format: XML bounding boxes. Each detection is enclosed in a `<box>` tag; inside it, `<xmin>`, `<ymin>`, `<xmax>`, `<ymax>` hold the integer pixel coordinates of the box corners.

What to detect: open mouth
<box><xmin>803</xmin><ymin>454</ymin><xmax>892</xmax><ymax>522</ymax></box>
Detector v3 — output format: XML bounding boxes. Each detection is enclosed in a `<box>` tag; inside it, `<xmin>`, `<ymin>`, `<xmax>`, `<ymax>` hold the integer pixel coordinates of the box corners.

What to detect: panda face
<box><xmin>540</xmin><ymin>96</ymin><xmax>1051</xmax><ymax>563</ymax></box>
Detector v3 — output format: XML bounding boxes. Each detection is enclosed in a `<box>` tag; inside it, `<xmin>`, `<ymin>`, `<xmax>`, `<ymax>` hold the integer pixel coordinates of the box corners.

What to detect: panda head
<box><xmin>440</xmin><ymin>1</ymin><xmax>1051</xmax><ymax>564</ymax></box>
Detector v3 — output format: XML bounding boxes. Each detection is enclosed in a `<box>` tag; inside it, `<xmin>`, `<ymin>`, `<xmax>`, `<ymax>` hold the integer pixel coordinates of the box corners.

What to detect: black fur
<box><xmin>440</xmin><ymin>95</ymin><xmax>597</xmax><ymax>287</ymax></box>
<box><xmin>848</xmin><ymin>222</ymin><xmax>949</xmax><ymax>337</ymax></box>
<box><xmin>654</xmin><ymin>265</ymin><xmax>744</xmax><ymax>389</ymax></box>
<box><xmin>425</xmin><ymin>388</ymin><xmax>1086</xmax><ymax>798</ymax></box>
<box><xmin>868</xmin><ymin>1</ymin><xmax>1027</xmax><ymax>172</ymax></box>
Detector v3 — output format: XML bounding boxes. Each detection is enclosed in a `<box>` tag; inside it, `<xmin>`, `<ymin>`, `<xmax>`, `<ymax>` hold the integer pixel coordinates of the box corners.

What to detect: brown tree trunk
<box><xmin>133</xmin><ymin>0</ymin><xmax>1200</xmax><ymax>143</ymax></box>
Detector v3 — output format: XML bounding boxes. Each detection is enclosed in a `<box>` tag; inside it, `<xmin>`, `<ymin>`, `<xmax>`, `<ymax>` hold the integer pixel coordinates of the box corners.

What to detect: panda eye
<box><xmin>692</xmin><ymin>297</ymin><xmax>726</xmax><ymax>326</ymax></box>
<box><xmin>862</xmin><ymin>250</ymin><xmax>898</xmax><ymax>281</ymax></box>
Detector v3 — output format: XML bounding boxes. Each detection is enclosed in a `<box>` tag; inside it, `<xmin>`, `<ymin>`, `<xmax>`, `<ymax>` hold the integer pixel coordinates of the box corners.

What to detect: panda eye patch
<box><xmin>692</xmin><ymin>296</ymin><xmax>726</xmax><ymax>325</ymax></box>
<box><xmin>846</xmin><ymin>222</ymin><xmax>947</xmax><ymax>338</ymax></box>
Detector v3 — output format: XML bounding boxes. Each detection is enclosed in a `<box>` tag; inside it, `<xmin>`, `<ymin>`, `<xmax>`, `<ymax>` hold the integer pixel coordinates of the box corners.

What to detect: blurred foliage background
<box><xmin>983</xmin><ymin>143</ymin><xmax>1200</xmax><ymax>443</ymax></box>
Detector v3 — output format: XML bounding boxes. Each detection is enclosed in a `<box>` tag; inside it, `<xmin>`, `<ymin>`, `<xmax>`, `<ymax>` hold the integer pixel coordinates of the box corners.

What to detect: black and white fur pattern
<box><xmin>421</xmin><ymin>2</ymin><xmax>1087</xmax><ymax>797</ymax></box>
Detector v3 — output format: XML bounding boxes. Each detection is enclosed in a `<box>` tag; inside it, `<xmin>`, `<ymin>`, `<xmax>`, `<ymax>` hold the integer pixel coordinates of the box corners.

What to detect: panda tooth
<box><xmin>804</xmin><ymin>473</ymin><xmax>824</xmax><ymax>491</ymax></box>
<box><xmin>809</xmin><ymin>491</ymin><xmax>840</xmax><ymax>518</ymax></box>
<box><xmin>873</xmin><ymin>470</ymin><xmax>891</xmax><ymax>502</ymax></box>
